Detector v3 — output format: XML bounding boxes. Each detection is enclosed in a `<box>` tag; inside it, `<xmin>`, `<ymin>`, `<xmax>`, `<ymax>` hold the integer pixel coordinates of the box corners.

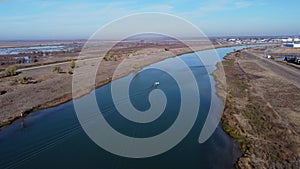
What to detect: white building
<box><xmin>282</xmin><ymin>38</ymin><xmax>294</xmax><ymax>42</ymax></box>
<box><xmin>294</xmin><ymin>43</ymin><xmax>300</xmax><ymax>48</ymax></box>
<box><xmin>285</xmin><ymin>43</ymin><xmax>300</xmax><ymax>48</ymax></box>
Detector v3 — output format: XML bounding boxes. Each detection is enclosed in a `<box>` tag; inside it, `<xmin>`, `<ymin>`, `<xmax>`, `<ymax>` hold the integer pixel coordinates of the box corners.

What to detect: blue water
<box><xmin>0</xmin><ymin>45</ymin><xmax>257</xmax><ymax>169</ymax></box>
<box><xmin>0</xmin><ymin>45</ymin><xmax>75</xmax><ymax>55</ymax></box>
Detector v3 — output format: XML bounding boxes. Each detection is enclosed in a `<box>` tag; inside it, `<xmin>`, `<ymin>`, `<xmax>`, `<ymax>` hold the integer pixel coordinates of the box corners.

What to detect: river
<box><xmin>0</xmin><ymin>45</ymin><xmax>256</xmax><ymax>169</ymax></box>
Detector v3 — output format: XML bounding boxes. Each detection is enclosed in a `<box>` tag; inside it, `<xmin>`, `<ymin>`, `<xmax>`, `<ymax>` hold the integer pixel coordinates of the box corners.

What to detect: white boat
<box><xmin>154</xmin><ymin>81</ymin><xmax>160</xmax><ymax>86</ymax></box>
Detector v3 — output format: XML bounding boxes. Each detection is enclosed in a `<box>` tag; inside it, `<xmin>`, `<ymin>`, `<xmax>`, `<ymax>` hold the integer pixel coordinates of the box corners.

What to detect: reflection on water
<box><xmin>275</xmin><ymin>57</ymin><xmax>285</xmax><ymax>61</ymax></box>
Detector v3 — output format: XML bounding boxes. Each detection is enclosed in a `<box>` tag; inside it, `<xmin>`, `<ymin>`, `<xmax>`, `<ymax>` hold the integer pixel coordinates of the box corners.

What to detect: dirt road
<box><xmin>243</xmin><ymin>49</ymin><xmax>300</xmax><ymax>88</ymax></box>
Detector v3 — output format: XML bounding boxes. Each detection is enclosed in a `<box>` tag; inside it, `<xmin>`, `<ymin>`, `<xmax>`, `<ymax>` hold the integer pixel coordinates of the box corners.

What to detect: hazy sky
<box><xmin>0</xmin><ymin>0</ymin><xmax>299</xmax><ymax>40</ymax></box>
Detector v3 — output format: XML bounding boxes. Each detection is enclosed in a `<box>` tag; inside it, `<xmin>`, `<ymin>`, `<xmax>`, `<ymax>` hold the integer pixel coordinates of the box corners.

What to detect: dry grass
<box><xmin>216</xmin><ymin>50</ymin><xmax>300</xmax><ymax>169</ymax></box>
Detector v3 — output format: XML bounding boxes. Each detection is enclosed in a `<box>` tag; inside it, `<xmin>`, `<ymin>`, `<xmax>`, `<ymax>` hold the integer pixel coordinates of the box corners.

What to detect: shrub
<box><xmin>103</xmin><ymin>55</ymin><xmax>111</xmax><ymax>61</ymax></box>
<box><xmin>4</xmin><ymin>66</ymin><xmax>17</xmax><ymax>76</ymax></box>
<box><xmin>104</xmin><ymin>52</ymin><xmax>115</xmax><ymax>61</ymax></box>
<box><xmin>113</xmin><ymin>55</ymin><xmax>118</xmax><ymax>61</ymax></box>
<box><xmin>18</xmin><ymin>76</ymin><xmax>33</xmax><ymax>84</ymax></box>
<box><xmin>70</xmin><ymin>60</ymin><xmax>76</xmax><ymax>69</ymax></box>
<box><xmin>52</xmin><ymin>66</ymin><xmax>62</xmax><ymax>73</ymax></box>
<box><xmin>67</xmin><ymin>67</ymin><xmax>73</xmax><ymax>74</ymax></box>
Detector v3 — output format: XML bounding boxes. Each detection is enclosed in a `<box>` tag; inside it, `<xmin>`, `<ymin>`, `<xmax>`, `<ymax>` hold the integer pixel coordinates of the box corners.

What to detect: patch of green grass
<box><xmin>222</xmin><ymin>122</ymin><xmax>249</xmax><ymax>153</ymax></box>
<box><xmin>222</xmin><ymin>122</ymin><xmax>241</xmax><ymax>139</ymax></box>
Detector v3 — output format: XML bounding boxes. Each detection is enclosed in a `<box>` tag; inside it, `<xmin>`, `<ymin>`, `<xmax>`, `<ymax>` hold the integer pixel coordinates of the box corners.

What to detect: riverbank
<box><xmin>213</xmin><ymin>47</ymin><xmax>300</xmax><ymax>168</ymax></box>
<box><xmin>0</xmin><ymin>42</ymin><xmax>238</xmax><ymax>129</ymax></box>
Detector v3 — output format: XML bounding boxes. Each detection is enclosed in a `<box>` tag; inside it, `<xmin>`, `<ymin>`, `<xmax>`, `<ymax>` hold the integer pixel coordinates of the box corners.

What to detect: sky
<box><xmin>0</xmin><ymin>0</ymin><xmax>299</xmax><ymax>40</ymax></box>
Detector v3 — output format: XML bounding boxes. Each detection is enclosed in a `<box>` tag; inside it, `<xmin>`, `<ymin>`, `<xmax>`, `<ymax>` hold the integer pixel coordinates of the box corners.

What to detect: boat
<box><xmin>154</xmin><ymin>81</ymin><xmax>160</xmax><ymax>86</ymax></box>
